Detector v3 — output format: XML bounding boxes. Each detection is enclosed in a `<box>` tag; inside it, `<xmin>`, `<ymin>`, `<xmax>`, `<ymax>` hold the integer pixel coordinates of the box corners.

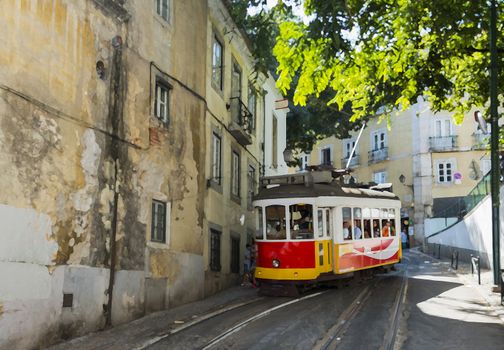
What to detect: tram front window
<box><xmin>266</xmin><ymin>205</ymin><xmax>286</xmax><ymax>240</ymax></box>
<box><xmin>255</xmin><ymin>207</ymin><xmax>264</xmax><ymax>240</ymax></box>
<box><xmin>290</xmin><ymin>204</ymin><xmax>313</xmax><ymax>239</ymax></box>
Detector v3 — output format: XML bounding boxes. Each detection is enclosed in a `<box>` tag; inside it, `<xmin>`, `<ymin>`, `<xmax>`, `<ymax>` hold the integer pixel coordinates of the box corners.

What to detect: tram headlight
<box><xmin>272</xmin><ymin>259</ymin><xmax>280</xmax><ymax>268</ymax></box>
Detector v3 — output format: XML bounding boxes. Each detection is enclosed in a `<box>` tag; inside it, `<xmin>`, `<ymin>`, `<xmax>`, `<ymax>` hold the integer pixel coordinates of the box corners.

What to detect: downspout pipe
<box><xmin>105</xmin><ymin>36</ymin><xmax>124</xmax><ymax>327</ymax></box>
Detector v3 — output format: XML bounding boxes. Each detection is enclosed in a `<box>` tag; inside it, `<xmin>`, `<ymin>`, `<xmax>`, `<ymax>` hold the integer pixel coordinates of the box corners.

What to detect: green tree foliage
<box><xmin>227</xmin><ymin>0</ymin><xmax>365</xmax><ymax>153</ymax></box>
<box><xmin>274</xmin><ymin>0</ymin><xmax>503</xmax><ymax>123</ymax></box>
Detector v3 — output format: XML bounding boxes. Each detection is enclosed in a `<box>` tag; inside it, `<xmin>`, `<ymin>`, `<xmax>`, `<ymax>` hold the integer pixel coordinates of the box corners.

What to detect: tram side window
<box><xmin>266</xmin><ymin>205</ymin><xmax>286</xmax><ymax>240</ymax></box>
<box><xmin>353</xmin><ymin>208</ymin><xmax>362</xmax><ymax>240</ymax></box>
<box><xmin>342</xmin><ymin>207</ymin><xmax>352</xmax><ymax>240</ymax></box>
<box><xmin>372</xmin><ymin>208</ymin><xmax>381</xmax><ymax>238</ymax></box>
<box><xmin>255</xmin><ymin>207</ymin><xmax>264</xmax><ymax>240</ymax></box>
<box><xmin>381</xmin><ymin>208</ymin><xmax>391</xmax><ymax>237</ymax></box>
<box><xmin>362</xmin><ymin>208</ymin><xmax>371</xmax><ymax>239</ymax></box>
<box><xmin>290</xmin><ymin>204</ymin><xmax>313</xmax><ymax>240</ymax></box>
<box><xmin>389</xmin><ymin>208</ymin><xmax>396</xmax><ymax>236</ymax></box>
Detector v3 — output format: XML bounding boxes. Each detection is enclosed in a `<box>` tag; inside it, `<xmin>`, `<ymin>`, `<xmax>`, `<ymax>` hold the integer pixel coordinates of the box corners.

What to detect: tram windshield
<box><xmin>255</xmin><ymin>207</ymin><xmax>264</xmax><ymax>240</ymax></box>
<box><xmin>265</xmin><ymin>205</ymin><xmax>287</xmax><ymax>240</ymax></box>
<box><xmin>289</xmin><ymin>204</ymin><xmax>313</xmax><ymax>240</ymax></box>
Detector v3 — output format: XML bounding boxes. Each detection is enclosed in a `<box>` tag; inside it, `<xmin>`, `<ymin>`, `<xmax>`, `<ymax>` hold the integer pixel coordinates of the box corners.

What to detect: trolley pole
<box><xmin>489</xmin><ymin>0</ymin><xmax>500</xmax><ymax>286</ymax></box>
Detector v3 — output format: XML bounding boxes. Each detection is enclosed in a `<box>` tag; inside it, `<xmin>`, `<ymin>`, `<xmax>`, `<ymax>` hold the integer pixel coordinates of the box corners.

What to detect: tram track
<box><xmin>315</xmin><ymin>259</ymin><xmax>410</xmax><ymax>350</ymax></box>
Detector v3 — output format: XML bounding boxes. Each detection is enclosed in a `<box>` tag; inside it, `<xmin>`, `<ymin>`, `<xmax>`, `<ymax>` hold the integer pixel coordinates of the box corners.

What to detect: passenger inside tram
<box><xmin>342</xmin><ymin>221</ymin><xmax>351</xmax><ymax>240</ymax></box>
<box><xmin>363</xmin><ymin>218</ymin><xmax>371</xmax><ymax>238</ymax></box>
<box><xmin>353</xmin><ymin>219</ymin><xmax>362</xmax><ymax>240</ymax></box>
<box><xmin>266</xmin><ymin>205</ymin><xmax>286</xmax><ymax>240</ymax></box>
<box><xmin>373</xmin><ymin>219</ymin><xmax>381</xmax><ymax>238</ymax></box>
<box><xmin>290</xmin><ymin>204</ymin><xmax>314</xmax><ymax>239</ymax></box>
<box><xmin>382</xmin><ymin>220</ymin><xmax>391</xmax><ymax>237</ymax></box>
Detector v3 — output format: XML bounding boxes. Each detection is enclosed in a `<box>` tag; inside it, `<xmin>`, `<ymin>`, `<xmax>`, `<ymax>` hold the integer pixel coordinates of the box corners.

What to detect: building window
<box><xmin>321</xmin><ymin>147</ymin><xmax>332</xmax><ymax>166</ymax></box>
<box><xmin>435</xmin><ymin>119</ymin><xmax>452</xmax><ymax>137</ymax></box>
<box><xmin>230</xmin><ymin>236</ymin><xmax>240</xmax><ymax>273</ymax></box>
<box><xmin>155</xmin><ymin>0</ymin><xmax>170</xmax><ymax>22</ymax></box>
<box><xmin>248</xmin><ymin>84</ymin><xmax>256</xmax><ymax>131</ymax></box>
<box><xmin>212</xmin><ymin>132</ymin><xmax>222</xmax><ymax>184</ymax></box>
<box><xmin>373</xmin><ymin>171</ymin><xmax>387</xmax><ymax>184</ymax></box>
<box><xmin>344</xmin><ymin>139</ymin><xmax>356</xmax><ymax>159</ymax></box>
<box><xmin>437</xmin><ymin>161</ymin><xmax>453</xmax><ymax>183</ymax></box>
<box><xmin>231</xmin><ymin>151</ymin><xmax>240</xmax><ymax>197</ymax></box>
<box><xmin>155</xmin><ymin>81</ymin><xmax>170</xmax><ymax>123</ymax></box>
<box><xmin>212</xmin><ymin>36</ymin><xmax>223</xmax><ymax>91</ymax></box>
<box><xmin>371</xmin><ymin>130</ymin><xmax>387</xmax><ymax>150</ymax></box>
<box><xmin>151</xmin><ymin>200</ymin><xmax>167</xmax><ymax>243</ymax></box>
<box><xmin>210</xmin><ymin>229</ymin><xmax>221</xmax><ymax>271</ymax></box>
<box><xmin>300</xmin><ymin>154</ymin><xmax>310</xmax><ymax>171</ymax></box>
<box><xmin>247</xmin><ymin>165</ymin><xmax>256</xmax><ymax>208</ymax></box>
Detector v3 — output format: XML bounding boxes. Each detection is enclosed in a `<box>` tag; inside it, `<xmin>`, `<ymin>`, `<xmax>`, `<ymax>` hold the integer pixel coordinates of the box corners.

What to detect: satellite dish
<box><xmin>239</xmin><ymin>214</ymin><xmax>245</xmax><ymax>226</ymax></box>
<box><xmin>474</xmin><ymin>111</ymin><xmax>488</xmax><ymax>134</ymax></box>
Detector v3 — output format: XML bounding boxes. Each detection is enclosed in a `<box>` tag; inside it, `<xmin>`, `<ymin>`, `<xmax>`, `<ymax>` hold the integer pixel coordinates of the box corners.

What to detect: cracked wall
<box><xmin>0</xmin><ymin>0</ymin><xmax>207</xmax><ymax>348</ymax></box>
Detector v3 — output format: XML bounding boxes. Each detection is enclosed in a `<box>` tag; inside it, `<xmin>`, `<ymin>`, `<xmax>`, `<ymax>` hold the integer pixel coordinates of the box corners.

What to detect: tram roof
<box><xmin>254</xmin><ymin>182</ymin><xmax>399</xmax><ymax>201</ymax></box>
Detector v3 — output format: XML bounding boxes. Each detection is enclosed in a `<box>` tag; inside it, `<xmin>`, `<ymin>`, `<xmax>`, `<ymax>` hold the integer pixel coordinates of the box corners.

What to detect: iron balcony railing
<box><xmin>472</xmin><ymin>133</ymin><xmax>490</xmax><ymax>150</ymax></box>
<box><xmin>341</xmin><ymin>154</ymin><xmax>360</xmax><ymax>168</ymax></box>
<box><xmin>429</xmin><ymin>135</ymin><xmax>458</xmax><ymax>151</ymax></box>
<box><xmin>368</xmin><ymin>148</ymin><xmax>388</xmax><ymax>164</ymax></box>
<box><xmin>229</xmin><ymin>97</ymin><xmax>253</xmax><ymax>146</ymax></box>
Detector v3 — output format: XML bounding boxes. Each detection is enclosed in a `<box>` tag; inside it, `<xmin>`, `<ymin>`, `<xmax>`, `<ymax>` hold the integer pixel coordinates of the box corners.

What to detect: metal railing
<box><xmin>471</xmin><ymin>255</ymin><xmax>481</xmax><ymax>285</ymax></box>
<box><xmin>451</xmin><ymin>250</ymin><xmax>459</xmax><ymax>270</ymax></box>
<box><xmin>341</xmin><ymin>154</ymin><xmax>360</xmax><ymax>168</ymax></box>
<box><xmin>429</xmin><ymin>135</ymin><xmax>458</xmax><ymax>151</ymax></box>
<box><xmin>229</xmin><ymin>97</ymin><xmax>253</xmax><ymax>134</ymax></box>
<box><xmin>427</xmin><ymin>171</ymin><xmax>491</xmax><ymax>238</ymax></box>
<box><xmin>368</xmin><ymin>147</ymin><xmax>388</xmax><ymax>164</ymax></box>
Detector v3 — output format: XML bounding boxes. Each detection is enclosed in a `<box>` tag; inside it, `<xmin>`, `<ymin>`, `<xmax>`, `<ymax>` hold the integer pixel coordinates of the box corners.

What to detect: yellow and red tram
<box><xmin>253</xmin><ymin>171</ymin><xmax>402</xmax><ymax>294</ymax></box>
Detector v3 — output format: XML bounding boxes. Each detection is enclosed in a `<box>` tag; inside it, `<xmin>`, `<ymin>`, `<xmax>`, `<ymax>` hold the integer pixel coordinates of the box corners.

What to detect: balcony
<box><xmin>229</xmin><ymin>97</ymin><xmax>253</xmax><ymax>146</ymax></box>
<box><xmin>472</xmin><ymin>133</ymin><xmax>489</xmax><ymax>150</ymax></box>
<box><xmin>429</xmin><ymin>135</ymin><xmax>457</xmax><ymax>152</ymax></box>
<box><xmin>341</xmin><ymin>155</ymin><xmax>360</xmax><ymax>168</ymax></box>
<box><xmin>368</xmin><ymin>148</ymin><xmax>388</xmax><ymax>164</ymax></box>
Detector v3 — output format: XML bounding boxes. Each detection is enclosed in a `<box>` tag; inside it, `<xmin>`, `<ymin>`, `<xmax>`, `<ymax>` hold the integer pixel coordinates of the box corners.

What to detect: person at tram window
<box><xmin>382</xmin><ymin>221</ymin><xmax>391</xmax><ymax>237</ymax></box>
<box><xmin>343</xmin><ymin>221</ymin><xmax>351</xmax><ymax>240</ymax></box>
<box><xmin>354</xmin><ymin>219</ymin><xmax>362</xmax><ymax>240</ymax></box>
<box><xmin>373</xmin><ymin>220</ymin><xmax>380</xmax><ymax>238</ymax></box>
<box><xmin>298</xmin><ymin>209</ymin><xmax>312</xmax><ymax>231</ymax></box>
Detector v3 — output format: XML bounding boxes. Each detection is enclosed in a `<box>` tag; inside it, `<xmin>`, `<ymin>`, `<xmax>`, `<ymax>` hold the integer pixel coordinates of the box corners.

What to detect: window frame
<box><xmin>231</xmin><ymin>150</ymin><xmax>241</xmax><ymax>199</ymax></box>
<box><xmin>248</xmin><ymin>83</ymin><xmax>257</xmax><ymax>131</ymax></box>
<box><xmin>211</xmin><ymin>131</ymin><xmax>222</xmax><ymax>185</ymax></box>
<box><xmin>370</xmin><ymin>129</ymin><xmax>387</xmax><ymax>150</ymax></box>
<box><xmin>373</xmin><ymin>171</ymin><xmax>387</xmax><ymax>184</ymax></box>
<box><xmin>436</xmin><ymin>160</ymin><xmax>454</xmax><ymax>184</ymax></box>
<box><xmin>247</xmin><ymin>164</ymin><xmax>256</xmax><ymax>209</ymax></box>
<box><xmin>210</xmin><ymin>228</ymin><xmax>222</xmax><ymax>272</ymax></box>
<box><xmin>155</xmin><ymin>0</ymin><xmax>171</xmax><ymax>23</ymax></box>
<box><xmin>320</xmin><ymin>146</ymin><xmax>332</xmax><ymax>166</ymax></box>
<box><xmin>151</xmin><ymin>200</ymin><xmax>167</xmax><ymax>243</ymax></box>
<box><xmin>211</xmin><ymin>34</ymin><xmax>224</xmax><ymax>92</ymax></box>
<box><xmin>154</xmin><ymin>79</ymin><xmax>171</xmax><ymax>124</ymax></box>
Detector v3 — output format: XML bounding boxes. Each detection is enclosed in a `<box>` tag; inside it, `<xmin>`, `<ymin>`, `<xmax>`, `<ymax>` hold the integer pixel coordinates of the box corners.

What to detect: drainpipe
<box><xmin>262</xmin><ymin>89</ymin><xmax>267</xmax><ymax>177</ymax></box>
<box><xmin>105</xmin><ymin>35</ymin><xmax>124</xmax><ymax>327</ymax></box>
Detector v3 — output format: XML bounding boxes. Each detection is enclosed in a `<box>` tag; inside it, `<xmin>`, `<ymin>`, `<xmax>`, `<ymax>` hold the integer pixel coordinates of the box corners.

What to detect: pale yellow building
<box><xmin>302</xmin><ymin>98</ymin><xmax>490</xmax><ymax>242</ymax></box>
<box><xmin>203</xmin><ymin>0</ymin><xmax>265</xmax><ymax>294</ymax></box>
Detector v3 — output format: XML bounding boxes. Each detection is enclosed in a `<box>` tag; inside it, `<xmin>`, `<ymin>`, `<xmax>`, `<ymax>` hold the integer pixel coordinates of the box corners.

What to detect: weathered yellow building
<box><xmin>203</xmin><ymin>0</ymin><xmax>265</xmax><ymax>294</ymax></box>
<box><xmin>302</xmin><ymin>98</ymin><xmax>489</xmax><ymax>242</ymax></box>
<box><xmin>0</xmin><ymin>0</ymin><xmax>208</xmax><ymax>348</ymax></box>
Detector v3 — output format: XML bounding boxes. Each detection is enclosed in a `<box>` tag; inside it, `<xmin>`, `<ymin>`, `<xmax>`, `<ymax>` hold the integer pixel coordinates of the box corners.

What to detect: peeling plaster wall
<box><xmin>0</xmin><ymin>0</ymin><xmax>207</xmax><ymax>348</ymax></box>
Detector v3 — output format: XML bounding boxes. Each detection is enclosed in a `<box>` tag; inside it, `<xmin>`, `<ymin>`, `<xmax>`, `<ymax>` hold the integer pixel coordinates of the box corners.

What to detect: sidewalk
<box><xmin>413</xmin><ymin>247</ymin><xmax>504</xmax><ymax>325</ymax></box>
<box><xmin>46</xmin><ymin>285</ymin><xmax>259</xmax><ymax>350</ymax></box>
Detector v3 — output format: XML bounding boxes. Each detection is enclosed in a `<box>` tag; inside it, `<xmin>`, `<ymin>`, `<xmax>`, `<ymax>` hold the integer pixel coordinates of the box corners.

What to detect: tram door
<box><xmin>316</xmin><ymin>208</ymin><xmax>333</xmax><ymax>273</ymax></box>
